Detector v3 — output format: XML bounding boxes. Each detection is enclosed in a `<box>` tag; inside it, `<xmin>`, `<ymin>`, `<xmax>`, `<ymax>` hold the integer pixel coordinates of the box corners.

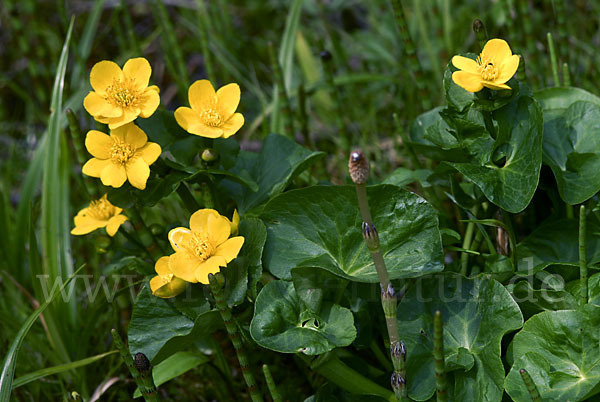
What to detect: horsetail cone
<box><xmin>133</xmin><ymin>353</ymin><xmax>151</xmax><ymax>376</ymax></box>
<box><xmin>349</xmin><ymin>150</ymin><xmax>370</xmax><ymax>184</ymax></box>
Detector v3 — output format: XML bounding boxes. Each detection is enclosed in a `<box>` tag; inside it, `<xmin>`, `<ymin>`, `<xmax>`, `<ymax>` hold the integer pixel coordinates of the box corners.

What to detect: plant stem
<box><xmin>349</xmin><ymin>151</ymin><xmax>408</xmax><ymax>401</ymax></box>
<box><xmin>472</xmin><ymin>19</ymin><xmax>488</xmax><ymax>51</ymax></box>
<box><xmin>111</xmin><ymin>329</ymin><xmax>158</xmax><ymax>402</ymax></box>
<box><xmin>460</xmin><ymin>206</ymin><xmax>478</xmax><ymax>276</ymax></box>
<box><xmin>519</xmin><ymin>368</ymin><xmax>542</xmax><ymax>402</ymax></box>
<box><xmin>562</xmin><ymin>62</ymin><xmax>571</xmax><ymax>86</ymax></box>
<box><xmin>176</xmin><ymin>183</ymin><xmax>201</xmax><ymax>214</ymax></box>
<box><xmin>433</xmin><ymin>311</ymin><xmax>447</xmax><ymax>402</ymax></box>
<box><xmin>128</xmin><ymin>207</ymin><xmax>165</xmax><ymax>259</ymax></box>
<box><xmin>208</xmin><ymin>273</ymin><xmax>263</xmax><ymax>402</ymax></box>
<box><xmin>547</xmin><ymin>32</ymin><xmax>560</xmax><ymax>86</ymax></box>
<box><xmin>579</xmin><ymin>205</ymin><xmax>588</xmax><ymax>305</ymax></box>
<box><xmin>321</xmin><ymin>50</ymin><xmax>348</xmax><ymax>150</ymax></box>
<box><xmin>262</xmin><ymin>364</ymin><xmax>282</xmax><ymax>402</ymax></box>
<box><xmin>65</xmin><ymin>109</ymin><xmax>97</xmax><ymax>198</ymax></box>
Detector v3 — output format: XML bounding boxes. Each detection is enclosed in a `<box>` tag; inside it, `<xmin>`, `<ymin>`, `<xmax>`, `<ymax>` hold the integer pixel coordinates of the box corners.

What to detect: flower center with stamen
<box><xmin>186</xmin><ymin>232</ymin><xmax>215</xmax><ymax>261</ymax></box>
<box><xmin>111</xmin><ymin>140</ymin><xmax>135</xmax><ymax>164</ymax></box>
<box><xmin>88</xmin><ymin>198</ymin><xmax>116</xmax><ymax>220</ymax></box>
<box><xmin>200</xmin><ymin>108</ymin><xmax>223</xmax><ymax>127</ymax></box>
<box><xmin>477</xmin><ymin>56</ymin><xmax>499</xmax><ymax>81</ymax></box>
<box><xmin>104</xmin><ymin>77</ymin><xmax>143</xmax><ymax>109</ymax></box>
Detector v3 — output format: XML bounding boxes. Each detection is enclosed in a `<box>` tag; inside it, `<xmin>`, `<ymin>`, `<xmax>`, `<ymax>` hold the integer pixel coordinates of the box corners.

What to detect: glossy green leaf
<box><xmin>449</xmin><ymin>83</ymin><xmax>543</xmax><ymax>213</ymax></box>
<box><xmin>239</xmin><ymin>217</ymin><xmax>267</xmax><ymax>300</ymax></box>
<box><xmin>128</xmin><ymin>285</ymin><xmax>221</xmax><ymax>364</ymax></box>
<box><xmin>133</xmin><ymin>351</ymin><xmax>209</xmax><ymax>398</ymax></box>
<box><xmin>250</xmin><ymin>280</ymin><xmax>356</xmax><ymax>355</ymax></box>
<box><xmin>219</xmin><ymin>133</ymin><xmax>325</xmax><ymax>214</ymax></box>
<box><xmin>506</xmin><ymin>279</ymin><xmax>578</xmax><ymax>319</ymax></box>
<box><xmin>505</xmin><ymin>305</ymin><xmax>600</xmax><ymax>401</ymax></box>
<box><xmin>396</xmin><ymin>273</ymin><xmax>523</xmax><ymax>401</ymax></box>
<box><xmin>261</xmin><ymin>184</ymin><xmax>443</xmax><ymax>282</ymax></box>
<box><xmin>534</xmin><ymin>86</ymin><xmax>600</xmax><ymax>203</ymax></box>
<box><xmin>516</xmin><ymin>218</ymin><xmax>600</xmax><ymax>275</ymax></box>
<box><xmin>382</xmin><ymin>167</ymin><xmax>432</xmax><ymax>188</ymax></box>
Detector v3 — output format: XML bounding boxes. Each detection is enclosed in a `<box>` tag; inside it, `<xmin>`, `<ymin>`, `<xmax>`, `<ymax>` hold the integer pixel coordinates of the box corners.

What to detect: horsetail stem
<box><xmin>262</xmin><ymin>364</ymin><xmax>282</xmax><ymax>402</ymax></box>
<box><xmin>547</xmin><ymin>32</ymin><xmax>560</xmax><ymax>86</ymax></box>
<box><xmin>321</xmin><ymin>50</ymin><xmax>348</xmax><ymax>150</ymax></box>
<box><xmin>134</xmin><ymin>353</ymin><xmax>159</xmax><ymax>401</ymax></box>
<box><xmin>111</xmin><ymin>329</ymin><xmax>158</xmax><ymax>402</ymax></box>
<box><xmin>433</xmin><ymin>311</ymin><xmax>447</xmax><ymax>402</ymax></box>
<box><xmin>208</xmin><ymin>273</ymin><xmax>263</xmax><ymax>402</ymax></box>
<box><xmin>349</xmin><ymin>150</ymin><xmax>409</xmax><ymax>401</ymax></box>
<box><xmin>562</xmin><ymin>62</ymin><xmax>571</xmax><ymax>86</ymax></box>
<box><xmin>579</xmin><ymin>205</ymin><xmax>588</xmax><ymax>305</ymax></box>
<box><xmin>472</xmin><ymin>19</ymin><xmax>488</xmax><ymax>52</ymax></box>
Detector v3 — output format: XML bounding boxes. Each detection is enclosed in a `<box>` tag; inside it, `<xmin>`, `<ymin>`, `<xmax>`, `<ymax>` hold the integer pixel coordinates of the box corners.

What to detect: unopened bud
<box><xmin>133</xmin><ymin>353</ymin><xmax>151</xmax><ymax>376</ymax></box>
<box><xmin>381</xmin><ymin>283</ymin><xmax>397</xmax><ymax>318</ymax></box>
<box><xmin>472</xmin><ymin>19</ymin><xmax>488</xmax><ymax>50</ymax></box>
<box><xmin>472</xmin><ymin>19</ymin><xmax>485</xmax><ymax>34</ymax></box>
<box><xmin>362</xmin><ymin>222</ymin><xmax>379</xmax><ymax>251</ymax></box>
<box><xmin>208</xmin><ymin>272</ymin><xmax>226</xmax><ymax>290</ymax></box>
<box><xmin>150</xmin><ymin>223</ymin><xmax>164</xmax><ymax>236</ymax></box>
<box><xmin>496</xmin><ymin>225</ymin><xmax>509</xmax><ymax>255</ymax></box>
<box><xmin>201</xmin><ymin>148</ymin><xmax>219</xmax><ymax>165</ymax></box>
<box><xmin>348</xmin><ymin>150</ymin><xmax>369</xmax><ymax>184</ymax></box>
<box><xmin>96</xmin><ymin>236</ymin><xmax>111</xmax><ymax>253</ymax></box>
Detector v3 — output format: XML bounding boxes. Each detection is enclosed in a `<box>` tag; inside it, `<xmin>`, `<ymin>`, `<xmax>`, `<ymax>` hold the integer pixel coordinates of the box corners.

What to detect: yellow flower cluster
<box><xmin>72</xmin><ymin>57</ymin><xmax>246</xmax><ymax>298</ymax></box>
<box><xmin>150</xmin><ymin>209</ymin><xmax>243</xmax><ymax>298</ymax></box>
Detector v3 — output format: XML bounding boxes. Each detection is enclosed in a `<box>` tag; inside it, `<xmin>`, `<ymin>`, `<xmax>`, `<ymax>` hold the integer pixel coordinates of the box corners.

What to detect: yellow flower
<box><xmin>83</xmin><ymin>57</ymin><xmax>160</xmax><ymax>129</ymax></box>
<box><xmin>150</xmin><ymin>256</ymin><xmax>187</xmax><ymax>298</ymax></box>
<box><xmin>82</xmin><ymin>123</ymin><xmax>161</xmax><ymax>190</ymax></box>
<box><xmin>174</xmin><ymin>80</ymin><xmax>244</xmax><ymax>138</ymax></box>
<box><xmin>71</xmin><ymin>194</ymin><xmax>128</xmax><ymax>237</ymax></box>
<box><xmin>167</xmin><ymin>209</ymin><xmax>245</xmax><ymax>284</ymax></box>
<box><xmin>451</xmin><ymin>39</ymin><xmax>520</xmax><ymax>93</ymax></box>
<box><xmin>229</xmin><ymin>209</ymin><xmax>240</xmax><ymax>236</ymax></box>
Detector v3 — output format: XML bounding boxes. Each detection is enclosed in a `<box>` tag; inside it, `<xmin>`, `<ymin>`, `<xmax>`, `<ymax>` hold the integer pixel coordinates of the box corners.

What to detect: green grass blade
<box><xmin>70</xmin><ymin>0</ymin><xmax>107</xmax><ymax>88</ymax></box>
<box><xmin>0</xmin><ymin>264</ymin><xmax>86</xmax><ymax>401</ymax></box>
<box><xmin>41</xmin><ymin>17</ymin><xmax>76</xmax><ymax>325</ymax></box>
<box><xmin>11</xmin><ymin>351</ymin><xmax>117</xmax><ymax>389</ymax></box>
<box><xmin>271</xmin><ymin>0</ymin><xmax>304</xmax><ymax>133</ymax></box>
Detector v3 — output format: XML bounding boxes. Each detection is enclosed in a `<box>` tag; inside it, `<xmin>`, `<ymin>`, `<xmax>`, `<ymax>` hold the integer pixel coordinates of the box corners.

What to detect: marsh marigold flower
<box><xmin>174</xmin><ymin>80</ymin><xmax>244</xmax><ymax>138</ymax></box>
<box><xmin>71</xmin><ymin>194</ymin><xmax>127</xmax><ymax>237</ymax></box>
<box><xmin>83</xmin><ymin>57</ymin><xmax>160</xmax><ymax>129</ymax></box>
<box><xmin>150</xmin><ymin>256</ymin><xmax>187</xmax><ymax>298</ymax></box>
<box><xmin>167</xmin><ymin>209</ymin><xmax>244</xmax><ymax>284</ymax></box>
<box><xmin>451</xmin><ymin>39</ymin><xmax>520</xmax><ymax>93</ymax></box>
<box><xmin>82</xmin><ymin>123</ymin><xmax>161</xmax><ymax>190</ymax></box>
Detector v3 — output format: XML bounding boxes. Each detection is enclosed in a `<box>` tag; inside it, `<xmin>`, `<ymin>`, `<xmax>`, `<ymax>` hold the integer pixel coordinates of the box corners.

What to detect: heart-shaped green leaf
<box><xmin>516</xmin><ymin>218</ymin><xmax>600</xmax><ymax>275</ymax></box>
<box><xmin>534</xmin><ymin>86</ymin><xmax>600</xmax><ymax>203</ymax></box>
<box><xmin>128</xmin><ymin>285</ymin><xmax>221</xmax><ymax>364</ymax></box>
<box><xmin>505</xmin><ymin>305</ymin><xmax>600</xmax><ymax>401</ymax></box>
<box><xmin>219</xmin><ymin>133</ymin><xmax>325</xmax><ymax>214</ymax></box>
<box><xmin>449</xmin><ymin>84</ymin><xmax>543</xmax><ymax>213</ymax></box>
<box><xmin>396</xmin><ymin>273</ymin><xmax>523</xmax><ymax>401</ymax></box>
<box><xmin>261</xmin><ymin>184</ymin><xmax>444</xmax><ymax>282</ymax></box>
<box><xmin>250</xmin><ymin>280</ymin><xmax>356</xmax><ymax>355</ymax></box>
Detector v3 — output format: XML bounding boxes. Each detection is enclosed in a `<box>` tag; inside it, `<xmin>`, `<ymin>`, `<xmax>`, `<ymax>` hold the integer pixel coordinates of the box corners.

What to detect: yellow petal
<box><xmin>154</xmin><ymin>256</ymin><xmax>172</xmax><ymax>276</ymax></box>
<box><xmin>83</xmin><ymin>92</ymin><xmax>119</xmax><ymax>117</ymax></box>
<box><xmin>137</xmin><ymin>142</ymin><xmax>162</xmax><ymax>165</ymax></box>
<box><xmin>497</xmin><ymin>54</ymin><xmax>520</xmax><ymax>83</ymax></box>
<box><xmin>482</xmin><ymin>81</ymin><xmax>512</xmax><ymax>90</ymax></box>
<box><xmin>169</xmin><ymin>251</ymin><xmax>201</xmax><ymax>283</ymax></box>
<box><xmin>214</xmin><ymin>236</ymin><xmax>244</xmax><ymax>263</ymax></box>
<box><xmin>216</xmin><ymin>83</ymin><xmax>241</xmax><ymax>120</ymax></box>
<box><xmin>168</xmin><ymin>227</ymin><xmax>192</xmax><ymax>251</ymax></box>
<box><xmin>107</xmin><ymin>108</ymin><xmax>139</xmax><ymax>129</ymax></box>
<box><xmin>85</xmin><ymin>130</ymin><xmax>113</xmax><ymax>159</ymax></box>
<box><xmin>231</xmin><ymin>209</ymin><xmax>240</xmax><ymax>236</ymax></box>
<box><xmin>71</xmin><ymin>214</ymin><xmax>106</xmax><ymax>235</ymax></box>
<box><xmin>95</xmin><ymin>115</ymin><xmax>110</xmax><ymax>124</ymax></box>
<box><xmin>481</xmin><ymin>39</ymin><xmax>512</xmax><ymax>63</ymax></box>
<box><xmin>189</xmin><ymin>209</ymin><xmax>220</xmax><ymax>233</ymax></box>
<box><xmin>188</xmin><ymin>80</ymin><xmax>216</xmax><ymax>111</ymax></box>
<box><xmin>150</xmin><ymin>275</ymin><xmax>165</xmax><ymax>293</ymax></box>
<box><xmin>124</xmin><ymin>123</ymin><xmax>148</xmax><ymax>149</ymax></box>
<box><xmin>451</xmin><ymin>56</ymin><xmax>479</xmax><ymax>74</ymax></box>
<box><xmin>90</xmin><ymin>60</ymin><xmax>123</xmax><ymax>94</ymax></box>
<box><xmin>139</xmin><ymin>89</ymin><xmax>160</xmax><ymax>118</ymax></box>
<box><xmin>452</xmin><ymin>71</ymin><xmax>484</xmax><ymax>93</ymax></box>
<box><xmin>125</xmin><ymin>157</ymin><xmax>150</xmax><ymax>190</ymax></box>
<box><xmin>221</xmin><ymin>113</ymin><xmax>244</xmax><ymax>138</ymax></box>
<box><xmin>190</xmin><ymin>124</ymin><xmax>223</xmax><ymax>138</ymax></box>
<box><xmin>195</xmin><ymin>256</ymin><xmax>227</xmax><ymax>284</ymax></box>
<box><xmin>152</xmin><ymin>276</ymin><xmax>187</xmax><ymax>298</ymax></box>
<box><xmin>82</xmin><ymin>158</ymin><xmax>111</xmax><ymax>178</ymax></box>
<box><xmin>174</xmin><ymin>106</ymin><xmax>201</xmax><ymax>132</ymax></box>
<box><xmin>122</xmin><ymin>57</ymin><xmax>152</xmax><ymax>90</ymax></box>
<box><xmin>208</xmin><ymin>214</ymin><xmax>231</xmax><ymax>245</ymax></box>
<box><xmin>100</xmin><ymin>162</ymin><xmax>127</xmax><ymax>188</ymax></box>
<box><xmin>148</xmin><ymin>85</ymin><xmax>160</xmax><ymax>94</ymax></box>
<box><xmin>106</xmin><ymin>214</ymin><xmax>128</xmax><ymax>236</ymax></box>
